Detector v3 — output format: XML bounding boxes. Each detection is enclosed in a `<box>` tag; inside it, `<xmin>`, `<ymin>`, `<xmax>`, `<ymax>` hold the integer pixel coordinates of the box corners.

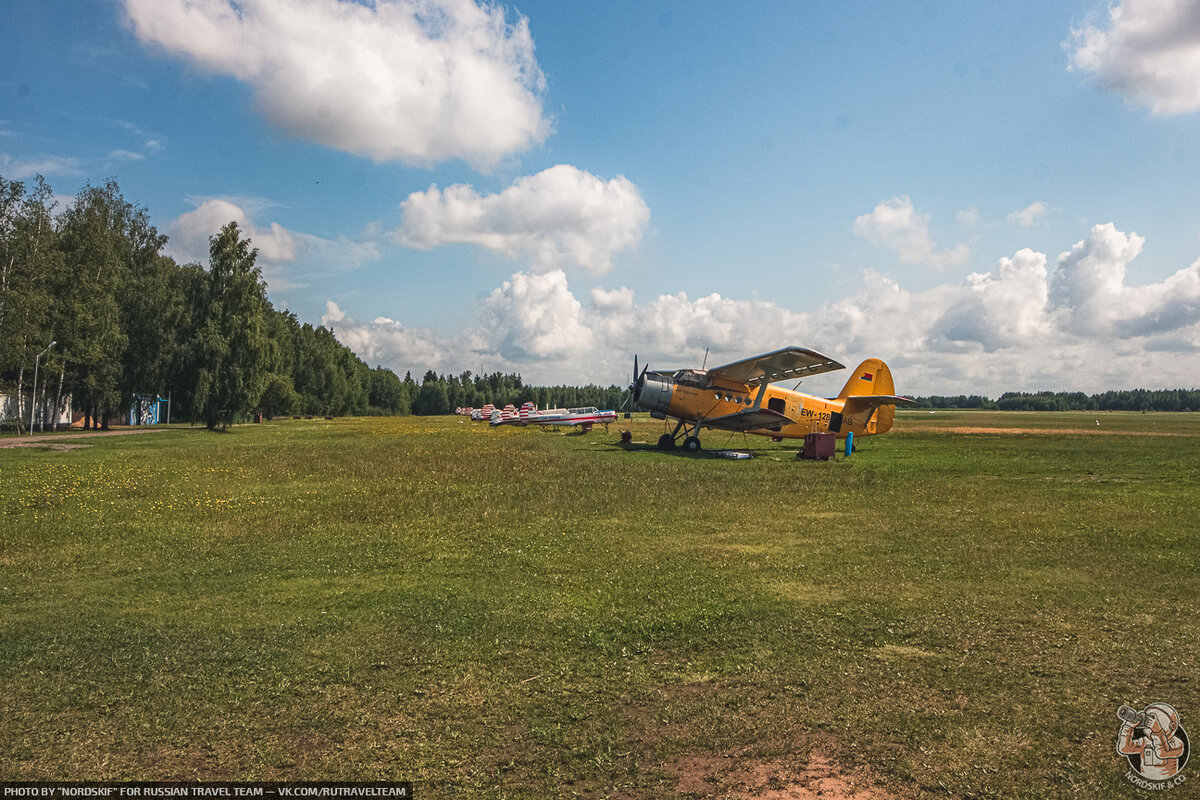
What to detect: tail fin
<box><xmin>837</xmin><ymin>359</ymin><xmax>905</xmax><ymax>435</ymax></box>
<box><xmin>837</xmin><ymin>358</ymin><xmax>895</xmax><ymax>398</ymax></box>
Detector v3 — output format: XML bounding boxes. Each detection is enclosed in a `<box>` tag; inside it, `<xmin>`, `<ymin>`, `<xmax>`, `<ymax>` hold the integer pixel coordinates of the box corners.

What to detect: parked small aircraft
<box><xmin>532</xmin><ymin>406</ymin><xmax>618</xmax><ymax>433</ymax></box>
<box><xmin>490</xmin><ymin>402</ymin><xmax>540</xmax><ymax>426</ymax></box>
<box><xmin>628</xmin><ymin>346</ymin><xmax>913</xmax><ymax>451</ymax></box>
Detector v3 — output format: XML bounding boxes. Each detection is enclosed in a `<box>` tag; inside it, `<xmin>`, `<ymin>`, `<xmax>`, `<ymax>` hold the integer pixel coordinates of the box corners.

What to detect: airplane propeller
<box><xmin>621</xmin><ymin>355</ymin><xmax>649</xmax><ymax>411</ymax></box>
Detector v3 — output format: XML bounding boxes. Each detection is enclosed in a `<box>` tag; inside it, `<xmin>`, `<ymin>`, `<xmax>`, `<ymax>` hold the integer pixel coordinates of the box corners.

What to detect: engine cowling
<box><xmin>635</xmin><ymin>373</ymin><xmax>674</xmax><ymax>414</ymax></box>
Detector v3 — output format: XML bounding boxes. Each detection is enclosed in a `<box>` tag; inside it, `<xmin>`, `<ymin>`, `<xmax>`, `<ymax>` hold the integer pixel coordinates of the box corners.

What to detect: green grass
<box><xmin>1</xmin><ymin>412</ymin><xmax>1198</xmax><ymax>798</ymax></box>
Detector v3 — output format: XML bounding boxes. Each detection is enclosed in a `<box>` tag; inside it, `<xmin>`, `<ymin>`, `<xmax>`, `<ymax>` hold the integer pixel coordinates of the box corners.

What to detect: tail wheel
<box><xmin>657</xmin><ymin>433</ymin><xmax>676</xmax><ymax>450</ymax></box>
<box><xmin>682</xmin><ymin>436</ymin><xmax>702</xmax><ymax>453</ymax></box>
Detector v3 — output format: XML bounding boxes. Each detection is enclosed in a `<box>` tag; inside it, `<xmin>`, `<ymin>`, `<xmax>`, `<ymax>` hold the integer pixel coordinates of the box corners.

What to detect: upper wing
<box><xmin>702</xmin><ymin>407</ymin><xmax>793</xmax><ymax>432</ymax></box>
<box><xmin>708</xmin><ymin>346</ymin><xmax>844</xmax><ymax>386</ymax></box>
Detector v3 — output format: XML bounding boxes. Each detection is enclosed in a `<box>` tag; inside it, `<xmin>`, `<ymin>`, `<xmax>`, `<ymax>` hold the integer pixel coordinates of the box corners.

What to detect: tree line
<box><xmin>0</xmin><ymin>175</ymin><xmax>413</xmax><ymax>430</ymax></box>
<box><xmin>910</xmin><ymin>390</ymin><xmax>1200</xmax><ymax>412</ymax></box>
<box><xmin>409</xmin><ymin>369</ymin><xmax>624</xmax><ymax>416</ymax></box>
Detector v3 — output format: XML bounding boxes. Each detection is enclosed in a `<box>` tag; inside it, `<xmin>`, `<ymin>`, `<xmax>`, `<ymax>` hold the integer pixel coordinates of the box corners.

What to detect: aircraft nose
<box><xmin>635</xmin><ymin>373</ymin><xmax>674</xmax><ymax>413</ymax></box>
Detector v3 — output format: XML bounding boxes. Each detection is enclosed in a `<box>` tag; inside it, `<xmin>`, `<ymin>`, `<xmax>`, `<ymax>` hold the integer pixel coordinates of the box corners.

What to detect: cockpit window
<box><xmin>673</xmin><ymin>369</ymin><xmax>712</xmax><ymax>388</ymax></box>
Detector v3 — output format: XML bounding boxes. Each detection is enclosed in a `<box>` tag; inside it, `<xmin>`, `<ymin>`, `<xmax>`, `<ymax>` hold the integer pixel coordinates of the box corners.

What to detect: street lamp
<box><xmin>29</xmin><ymin>340</ymin><xmax>55</xmax><ymax>435</ymax></box>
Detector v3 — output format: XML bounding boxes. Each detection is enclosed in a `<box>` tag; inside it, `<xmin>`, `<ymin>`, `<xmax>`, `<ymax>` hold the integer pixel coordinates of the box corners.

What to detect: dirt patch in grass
<box><xmin>620</xmin><ymin>684</ymin><xmax>904</xmax><ymax>799</ymax></box>
<box><xmin>670</xmin><ymin>747</ymin><xmax>897</xmax><ymax>799</ymax></box>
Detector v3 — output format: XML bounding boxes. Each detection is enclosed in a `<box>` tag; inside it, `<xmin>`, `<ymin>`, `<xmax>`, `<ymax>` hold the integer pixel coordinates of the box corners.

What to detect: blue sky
<box><xmin>4</xmin><ymin>0</ymin><xmax>1200</xmax><ymax>395</ymax></box>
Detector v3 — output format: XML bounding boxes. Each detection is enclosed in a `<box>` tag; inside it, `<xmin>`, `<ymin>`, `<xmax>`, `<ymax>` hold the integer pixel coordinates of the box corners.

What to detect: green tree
<box><xmin>258</xmin><ymin>372</ymin><xmax>300</xmax><ymax>418</ymax></box>
<box><xmin>56</xmin><ymin>180</ymin><xmax>147</xmax><ymax>428</ymax></box>
<box><xmin>119</xmin><ymin>248</ymin><xmax>179</xmax><ymax>421</ymax></box>
<box><xmin>368</xmin><ymin>366</ymin><xmax>408</xmax><ymax>414</ymax></box>
<box><xmin>188</xmin><ymin>221</ymin><xmax>269</xmax><ymax>430</ymax></box>
<box><xmin>413</xmin><ymin>372</ymin><xmax>449</xmax><ymax>415</ymax></box>
<box><xmin>0</xmin><ymin>175</ymin><xmax>62</xmax><ymax>429</ymax></box>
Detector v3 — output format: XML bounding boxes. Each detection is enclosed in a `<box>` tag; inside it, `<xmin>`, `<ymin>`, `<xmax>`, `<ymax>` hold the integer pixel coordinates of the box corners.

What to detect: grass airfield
<box><xmin>1</xmin><ymin>410</ymin><xmax>1198</xmax><ymax>798</ymax></box>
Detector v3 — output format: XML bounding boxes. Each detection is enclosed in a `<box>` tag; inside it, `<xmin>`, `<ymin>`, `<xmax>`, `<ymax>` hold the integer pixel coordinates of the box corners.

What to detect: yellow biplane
<box><xmin>629</xmin><ymin>346</ymin><xmax>914</xmax><ymax>451</ymax></box>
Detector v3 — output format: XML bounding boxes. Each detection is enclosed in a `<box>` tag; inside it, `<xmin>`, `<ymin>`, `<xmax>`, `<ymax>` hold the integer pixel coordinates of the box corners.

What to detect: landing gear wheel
<box><xmin>682</xmin><ymin>436</ymin><xmax>702</xmax><ymax>453</ymax></box>
<box><xmin>657</xmin><ymin>433</ymin><xmax>677</xmax><ymax>450</ymax></box>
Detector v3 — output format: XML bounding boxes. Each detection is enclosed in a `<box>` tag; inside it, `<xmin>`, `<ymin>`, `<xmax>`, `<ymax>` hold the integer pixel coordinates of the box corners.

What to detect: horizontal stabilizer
<box><xmin>842</xmin><ymin>394</ymin><xmax>917</xmax><ymax>408</ymax></box>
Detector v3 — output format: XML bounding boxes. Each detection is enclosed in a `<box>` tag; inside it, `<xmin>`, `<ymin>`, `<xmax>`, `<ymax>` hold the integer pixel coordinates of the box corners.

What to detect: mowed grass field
<box><xmin>1</xmin><ymin>411</ymin><xmax>1198</xmax><ymax>798</ymax></box>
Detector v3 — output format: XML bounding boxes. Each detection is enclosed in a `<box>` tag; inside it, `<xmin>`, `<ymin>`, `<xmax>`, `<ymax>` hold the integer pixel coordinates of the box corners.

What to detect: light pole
<box><xmin>30</xmin><ymin>340</ymin><xmax>55</xmax><ymax>435</ymax></box>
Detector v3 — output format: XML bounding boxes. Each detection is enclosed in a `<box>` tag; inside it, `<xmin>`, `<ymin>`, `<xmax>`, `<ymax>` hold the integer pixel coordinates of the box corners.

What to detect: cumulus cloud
<box><xmin>930</xmin><ymin>249</ymin><xmax>1053</xmax><ymax>352</ymax></box>
<box><xmin>479</xmin><ymin>271</ymin><xmax>594</xmax><ymax>360</ymax></box>
<box><xmin>1068</xmin><ymin>0</ymin><xmax>1200</xmax><ymax>115</ymax></box>
<box><xmin>165</xmin><ymin>198</ymin><xmax>379</xmax><ymax>289</ymax></box>
<box><xmin>1007</xmin><ymin>201</ymin><xmax>1049</xmax><ymax>227</ymax></box>
<box><xmin>1052</xmin><ymin>222</ymin><xmax>1200</xmax><ymax>339</ymax></box>
<box><xmin>322</xmin><ymin>301</ymin><xmax>449</xmax><ymax>373</ymax></box>
<box><xmin>1050</xmin><ymin>222</ymin><xmax>1145</xmax><ymax>334</ymax></box>
<box><xmin>393</xmin><ymin>164</ymin><xmax>650</xmax><ymax>273</ymax></box>
<box><xmin>123</xmin><ymin>0</ymin><xmax>550</xmax><ymax>169</ymax></box>
<box><xmin>168</xmin><ymin>198</ymin><xmax>299</xmax><ymax>265</ymax></box>
<box><xmin>853</xmin><ymin>195</ymin><xmax>970</xmax><ymax>270</ymax></box>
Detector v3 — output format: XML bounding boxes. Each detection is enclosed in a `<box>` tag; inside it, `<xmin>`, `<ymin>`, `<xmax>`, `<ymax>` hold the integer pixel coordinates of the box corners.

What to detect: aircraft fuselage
<box><xmin>638</xmin><ymin>372</ymin><xmax>888</xmax><ymax>438</ymax></box>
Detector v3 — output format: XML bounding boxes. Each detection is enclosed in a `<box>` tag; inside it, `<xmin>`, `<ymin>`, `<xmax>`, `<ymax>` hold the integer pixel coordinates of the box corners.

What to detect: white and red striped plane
<box><xmin>489</xmin><ymin>402</ymin><xmax>538</xmax><ymax>426</ymax></box>
<box><xmin>483</xmin><ymin>402</ymin><xmax>617</xmax><ymax>433</ymax></box>
<box><xmin>470</xmin><ymin>403</ymin><xmax>496</xmax><ymax>421</ymax></box>
<box><xmin>530</xmin><ymin>406</ymin><xmax>618</xmax><ymax>433</ymax></box>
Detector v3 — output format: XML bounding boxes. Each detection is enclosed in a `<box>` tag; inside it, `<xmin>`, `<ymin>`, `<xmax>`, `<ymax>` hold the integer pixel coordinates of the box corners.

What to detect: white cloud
<box><xmin>322</xmin><ymin>301</ymin><xmax>448</xmax><ymax>374</ymax></box>
<box><xmin>1052</xmin><ymin>222</ymin><xmax>1200</xmax><ymax>339</ymax></box>
<box><xmin>165</xmin><ymin>198</ymin><xmax>379</xmax><ymax>290</ymax></box>
<box><xmin>1050</xmin><ymin>222</ymin><xmax>1145</xmax><ymax>334</ymax></box>
<box><xmin>931</xmin><ymin>249</ymin><xmax>1053</xmax><ymax>352</ymax></box>
<box><xmin>322</xmin><ymin>299</ymin><xmax>346</xmax><ymax>324</ymax></box>
<box><xmin>166</xmin><ymin>198</ymin><xmax>301</xmax><ymax>265</ymax></box>
<box><xmin>479</xmin><ymin>270</ymin><xmax>594</xmax><ymax>360</ymax></box>
<box><xmin>123</xmin><ymin>0</ymin><xmax>550</xmax><ymax>169</ymax></box>
<box><xmin>590</xmin><ymin>286</ymin><xmax>635</xmax><ymax>312</ymax></box>
<box><xmin>393</xmin><ymin>164</ymin><xmax>650</xmax><ymax>273</ymax></box>
<box><xmin>853</xmin><ymin>195</ymin><xmax>970</xmax><ymax>270</ymax></box>
<box><xmin>1007</xmin><ymin>200</ymin><xmax>1049</xmax><ymax>227</ymax></box>
<box><xmin>1068</xmin><ymin>0</ymin><xmax>1200</xmax><ymax>115</ymax></box>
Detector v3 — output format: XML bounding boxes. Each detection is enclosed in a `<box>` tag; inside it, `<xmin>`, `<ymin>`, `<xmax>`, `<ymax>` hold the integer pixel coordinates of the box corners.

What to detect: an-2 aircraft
<box><xmin>628</xmin><ymin>346</ymin><xmax>914</xmax><ymax>452</ymax></box>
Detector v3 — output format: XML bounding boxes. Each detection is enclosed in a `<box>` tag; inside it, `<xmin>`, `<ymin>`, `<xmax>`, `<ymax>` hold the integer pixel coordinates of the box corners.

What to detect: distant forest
<box><xmin>911</xmin><ymin>390</ymin><xmax>1200</xmax><ymax>412</ymax></box>
<box><xmin>3</xmin><ymin>174</ymin><xmax>1195</xmax><ymax>432</ymax></box>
